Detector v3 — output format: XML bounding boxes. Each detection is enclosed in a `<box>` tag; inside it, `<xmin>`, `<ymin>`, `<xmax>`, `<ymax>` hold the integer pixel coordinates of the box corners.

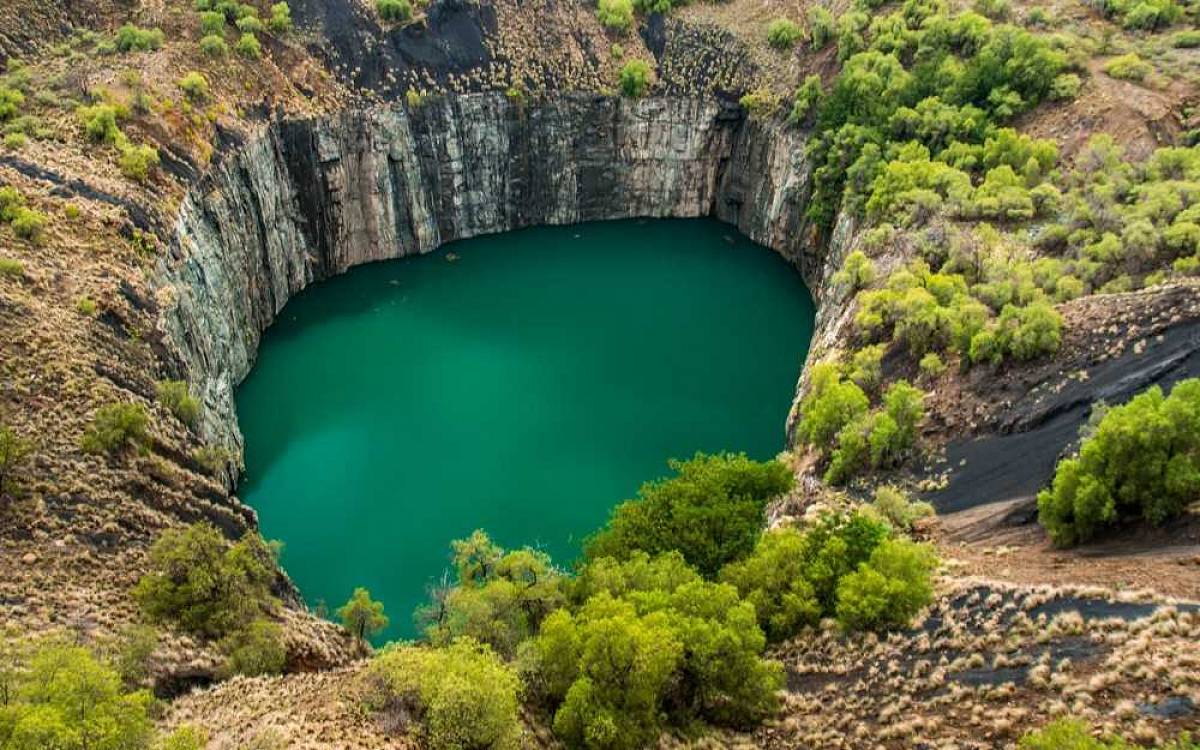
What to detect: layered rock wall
<box><xmin>156</xmin><ymin>93</ymin><xmax>826</xmax><ymax>462</ymax></box>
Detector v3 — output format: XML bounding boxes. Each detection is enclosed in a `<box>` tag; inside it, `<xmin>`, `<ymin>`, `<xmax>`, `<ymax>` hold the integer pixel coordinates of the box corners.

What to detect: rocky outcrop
<box><xmin>156</xmin><ymin>93</ymin><xmax>823</xmax><ymax>470</ymax></box>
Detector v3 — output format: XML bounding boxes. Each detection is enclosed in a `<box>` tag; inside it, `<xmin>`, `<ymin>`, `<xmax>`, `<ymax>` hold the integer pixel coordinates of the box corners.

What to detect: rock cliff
<box><xmin>156</xmin><ymin>93</ymin><xmax>826</xmax><ymax>467</ymax></box>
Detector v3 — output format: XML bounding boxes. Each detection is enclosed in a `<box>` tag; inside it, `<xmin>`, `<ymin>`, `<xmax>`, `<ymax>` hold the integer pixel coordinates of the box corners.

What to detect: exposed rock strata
<box><xmin>157</xmin><ymin>93</ymin><xmax>826</xmax><ymax>467</ymax></box>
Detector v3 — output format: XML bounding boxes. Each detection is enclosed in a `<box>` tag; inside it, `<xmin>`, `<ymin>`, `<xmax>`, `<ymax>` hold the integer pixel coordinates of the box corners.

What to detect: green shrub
<box><xmin>1104</xmin><ymin>53</ymin><xmax>1152</xmax><ymax>82</ymax></box>
<box><xmin>199</xmin><ymin>34</ymin><xmax>229</xmax><ymax>57</ymax></box>
<box><xmin>115</xmin><ymin>24</ymin><xmax>165</xmax><ymax>52</ymax></box>
<box><xmin>376</xmin><ymin>0</ymin><xmax>413</xmax><ymax>22</ymax></box>
<box><xmin>583</xmin><ymin>453</ymin><xmax>792</xmax><ymax>577</ymax></box>
<box><xmin>82</xmin><ymin>402</ymin><xmax>149</xmax><ymax>454</ymax></box>
<box><xmin>807</xmin><ymin>6</ymin><xmax>834</xmax><ymax>49</ymax></box>
<box><xmin>118</xmin><ymin>144</ymin><xmax>160</xmax><ymax>183</ymax></box>
<box><xmin>10</xmin><ymin>207</ymin><xmax>46</xmax><ymax>242</ymax></box>
<box><xmin>832</xmin><ymin>249</ymin><xmax>875</xmax><ymax>291</ymax></box>
<box><xmin>235</xmin><ymin>32</ymin><xmax>262</xmax><ymax>58</ymax></box>
<box><xmin>1116</xmin><ymin>0</ymin><xmax>1182</xmax><ymax>30</ymax></box>
<box><xmin>111</xmin><ymin>624</ymin><xmax>159</xmax><ymax>690</ymax></box>
<box><xmin>0</xmin><ymin>257</ymin><xmax>23</xmax><ymax>279</ymax></box>
<box><xmin>337</xmin><ymin>586</ymin><xmax>389</xmax><ymax>642</ymax></box>
<box><xmin>618</xmin><ymin>59</ymin><xmax>652</xmax><ymax>97</ymax></box>
<box><xmin>834</xmin><ymin>538</ymin><xmax>936</xmax><ymax>630</ymax></box>
<box><xmin>848</xmin><ymin>344</ymin><xmax>884</xmax><ymax>393</ymax></box>
<box><xmin>719</xmin><ymin>528</ymin><xmax>820</xmax><ymax>640</ymax></box>
<box><xmin>788</xmin><ymin>74</ymin><xmax>823</xmax><ymax>125</ymax></box>
<box><xmin>268</xmin><ymin>2</ymin><xmax>293</xmax><ymax>33</ymax></box>
<box><xmin>365</xmin><ymin>639</ymin><xmax>522</xmax><ymax>750</ymax></box>
<box><xmin>597</xmin><ymin>0</ymin><xmax>634</xmax><ymax>31</ymax></box>
<box><xmin>134</xmin><ymin>521</ymin><xmax>279</xmax><ymax>638</ymax></box>
<box><xmin>766</xmin><ymin>18</ymin><xmax>804</xmax><ymax>50</ymax></box>
<box><xmin>0</xmin><ymin>422</ymin><xmax>33</xmax><ymax>496</ymax></box>
<box><xmin>156</xmin><ymin>379</ymin><xmax>200</xmax><ymax>427</ymax></box>
<box><xmin>869</xmin><ymin>485</ymin><xmax>934</xmax><ymax>532</ymax></box>
<box><xmin>3</xmin><ymin>132</ymin><xmax>26</xmax><ymax>150</ymax></box>
<box><xmin>178</xmin><ymin>71</ymin><xmax>211</xmax><ymax>102</ymax></box>
<box><xmin>1173</xmin><ymin>30</ymin><xmax>1200</xmax><ymax>48</ymax></box>
<box><xmin>0</xmin><ymin>86</ymin><xmax>23</xmax><ymax>121</ymax></box>
<box><xmin>1037</xmin><ymin>379</ymin><xmax>1200</xmax><ymax>546</ymax></box>
<box><xmin>796</xmin><ymin>362</ymin><xmax>869</xmax><ymax>451</ymax></box>
<box><xmin>219</xmin><ymin>618</ymin><xmax>286</xmax><ymax>676</ymax></box>
<box><xmin>78</xmin><ymin>103</ymin><xmax>123</xmax><ymax>144</ymax></box>
<box><xmin>200</xmin><ymin>10</ymin><xmax>227</xmax><ymax>34</ymax></box>
<box><xmin>0</xmin><ymin>640</ymin><xmax>154</xmax><ymax>749</ymax></box>
<box><xmin>522</xmin><ymin>553</ymin><xmax>783</xmax><ymax>743</ymax></box>
<box><xmin>1050</xmin><ymin>72</ymin><xmax>1082</xmax><ymax>100</ymax></box>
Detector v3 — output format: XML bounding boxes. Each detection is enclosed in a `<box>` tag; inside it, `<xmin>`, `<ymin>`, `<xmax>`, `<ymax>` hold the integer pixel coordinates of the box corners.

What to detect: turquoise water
<box><xmin>236</xmin><ymin>218</ymin><xmax>815</xmax><ymax>641</ymax></box>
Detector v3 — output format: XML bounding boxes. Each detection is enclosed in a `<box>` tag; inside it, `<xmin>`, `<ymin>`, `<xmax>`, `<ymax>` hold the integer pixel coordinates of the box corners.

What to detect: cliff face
<box><xmin>156</xmin><ymin>93</ymin><xmax>826</xmax><ymax>465</ymax></box>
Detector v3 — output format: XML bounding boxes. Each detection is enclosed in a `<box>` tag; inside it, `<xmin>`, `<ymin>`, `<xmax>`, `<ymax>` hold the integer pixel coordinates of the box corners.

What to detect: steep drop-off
<box><xmin>157</xmin><ymin>93</ymin><xmax>829</xmax><ymax>463</ymax></box>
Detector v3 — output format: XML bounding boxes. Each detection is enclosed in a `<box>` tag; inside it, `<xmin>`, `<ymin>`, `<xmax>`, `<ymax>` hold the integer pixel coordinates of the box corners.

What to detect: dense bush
<box><xmin>718</xmin><ymin>528</ymin><xmax>820</xmax><ymax>640</ymax></box>
<box><xmin>597</xmin><ymin>0</ymin><xmax>634</xmax><ymax>31</ymax></box>
<box><xmin>134</xmin><ymin>521</ymin><xmax>279</xmax><ymax>638</ymax></box>
<box><xmin>0</xmin><ymin>86</ymin><xmax>24</xmax><ymax>121</ymax></box>
<box><xmin>156</xmin><ymin>379</ymin><xmax>200</xmax><ymax>427</ymax></box>
<box><xmin>376</xmin><ymin>0</ymin><xmax>413</xmax><ymax>22</ymax></box>
<box><xmin>832</xmin><ymin>249</ymin><xmax>876</xmax><ymax>291</ymax></box>
<box><xmin>1094</xmin><ymin>0</ymin><xmax>1182</xmax><ymax>30</ymax></box>
<box><xmin>788</xmin><ymin>74</ymin><xmax>823</xmax><ymax>125</ymax></box>
<box><xmin>0</xmin><ymin>257</ymin><xmax>23</xmax><ymax>279</ymax></box>
<box><xmin>0</xmin><ymin>640</ymin><xmax>154</xmax><ymax>749</ymax></box>
<box><xmin>178</xmin><ymin>72</ymin><xmax>211</xmax><ymax>102</ymax></box>
<box><xmin>796</xmin><ymin>364</ymin><xmax>925</xmax><ymax>484</ymax></box>
<box><xmin>583</xmin><ymin>453</ymin><xmax>792</xmax><ymax>576</ymax></box>
<box><xmin>618</xmin><ymin>59</ymin><xmax>652</xmax><ymax>97</ymax></box>
<box><xmin>81</xmin><ymin>402</ymin><xmax>149</xmax><ymax>454</ymax></box>
<box><xmin>268</xmin><ymin>2</ymin><xmax>293</xmax><ymax>33</ymax></box>
<box><xmin>199</xmin><ymin>34</ymin><xmax>229</xmax><ymax>57</ymax></box>
<box><xmin>117</xmin><ymin>141</ymin><xmax>160</xmax><ymax>184</ymax></box>
<box><xmin>767</xmin><ymin>18</ymin><xmax>804</xmax><ymax>49</ymax></box>
<box><xmin>219</xmin><ymin>618</ymin><xmax>286</xmax><ymax>676</ymax></box>
<box><xmin>1037</xmin><ymin>379</ymin><xmax>1200</xmax><ymax>546</ymax></box>
<box><xmin>521</xmin><ymin>552</ymin><xmax>783</xmax><ymax>746</ymax></box>
<box><xmin>1104</xmin><ymin>53</ymin><xmax>1152</xmax><ymax>81</ymax></box>
<box><xmin>200</xmin><ymin>10</ymin><xmax>226</xmax><ymax>34</ymax></box>
<box><xmin>722</xmin><ymin>510</ymin><xmax>933</xmax><ymax>636</ymax></box>
<box><xmin>115</xmin><ymin>24</ymin><xmax>165</xmax><ymax>52</ymax></box>
<box><xmin>834</xmin><ymin>538</ymin><xmax>936</xmax><ymax>630</ymax></box>
<box><xmin>235</xmin><ymin>32</ymin><xmax>262</xmax><ymax>58</ymax></box>
<box><xmin>365</xmin><ymin>639</ymin><xmax>522</xmax><ymax>750</ymax></box>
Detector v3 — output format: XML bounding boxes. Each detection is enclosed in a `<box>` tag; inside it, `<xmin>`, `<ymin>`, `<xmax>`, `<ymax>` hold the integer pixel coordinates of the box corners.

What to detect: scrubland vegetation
<box><xmin>360</xmin><ymin>453</ymin><xmax>939</xmax><ymax>747</ymax></box>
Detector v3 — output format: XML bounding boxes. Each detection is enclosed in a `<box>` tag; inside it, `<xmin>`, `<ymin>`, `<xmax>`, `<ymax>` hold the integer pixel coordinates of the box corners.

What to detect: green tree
<box><xmin>835</xmin><ymin>538</ymin><xmax>937</xmax><ymax>631</ymax></box>
<box><xmin>364</xmin><ymin>639</ymin><xmax>522</xmax><ymax>750</ymax></box>
<box><xmin>719</xmin><ymin>528</ymin><xmax>821</xmax><ymax>641</ymax></box>
<box><xmin>134</xmin><ymin>522</ymin><xmax>279</xmax><ymax>638</ymax></box>
<box><xmin>583</xmin><ymin>453</ymin><xmax>793</xmax><ymax>577</ymax></box>
<box><xmin>337</xmin><ymin>587</ymin><xmax>389</xmax><ymax>642</ymax></box>
<box><xmin>1038</xmin><ymin>379</ymin><xmax>1200</xmax><ymax>546</ymax></box>
<box><xmin>0</xmin><ymin>640</ymin><xmax>155</xmax><ymax>750</ymax></box>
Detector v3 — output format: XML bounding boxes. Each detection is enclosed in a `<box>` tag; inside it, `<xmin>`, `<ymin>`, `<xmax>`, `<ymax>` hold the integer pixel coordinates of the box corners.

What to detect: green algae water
<box><xmin>236</xmin><ymin>218</ymin><xmax>814</xmax><ymax>641</ymax></box>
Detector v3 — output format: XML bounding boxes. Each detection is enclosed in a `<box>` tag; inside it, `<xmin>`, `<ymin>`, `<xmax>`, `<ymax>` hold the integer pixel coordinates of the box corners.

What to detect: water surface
<box><xmin>237</xmin><ymin>219</ymin><xmax>815</xmax><ymax>640</ymax></box>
